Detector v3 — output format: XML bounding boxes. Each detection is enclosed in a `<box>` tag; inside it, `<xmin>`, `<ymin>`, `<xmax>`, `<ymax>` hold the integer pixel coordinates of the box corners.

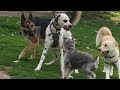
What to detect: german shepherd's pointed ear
<box><xmin>28</xmin><ymin>12</ymin><xmax>33</xmax><ymax>20</ymax></box>
<box><xmin>21</xmin><ymin>12</ymin><xmax>26</xmax><ymax>27</ymax></box>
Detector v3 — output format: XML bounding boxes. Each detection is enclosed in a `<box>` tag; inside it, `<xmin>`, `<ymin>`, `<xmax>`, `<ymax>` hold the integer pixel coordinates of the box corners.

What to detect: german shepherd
<box><xmin>17</xmin><ymin>11</ymin><xmax>81</xmax><ymax>61</ymax></box>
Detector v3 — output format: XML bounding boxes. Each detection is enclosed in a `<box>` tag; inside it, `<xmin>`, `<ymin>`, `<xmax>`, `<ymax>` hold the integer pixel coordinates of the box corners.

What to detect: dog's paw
<box><xmin>34</xmin><ymin>68</ymin><xmax>40</xmax><ymax>72</ymax></box>
<box><xmin>28</xmin><ymin>56</ymin><xmax>35</xmax><ymax>60</ymax></box>
<box><xmin>28</xmin><ymin>57</ymin><xmax>34</xmax><ymax>60</ymax></box>
<box><xmin>44</xmin><ymin>63</ymin><xmax>51</xmax><ymax>65</ymax></box>
<box><xmin>44</xmin><ymin>60</ymin><xmax>55</xmax><ymax>65</ymax></box>
<box><xmin>60</xmin><ymin>76</ymin><xmax>68</xmax><ymax>79</ymax></box>
<box><xmin>69</xmin><ymin>75</ymin><xmax>73</xmax><ymax>79</ymax></box>
<box><xmin>110</xmin><ymin>72</ymin><xmax>113</xmax><ymax>76</ymax></box>
<box><xmin>60</xmin><ymin>76</ymin><xmax>64</xmax><ymax>79</ymax></box>
<box><xmin>92</xmin><ymin>74</ymin><xmax>96</xmax><ymax>79</ymax></box>
<box><xmin>13</xmin><ymin>60</ymin><xmax>20</xmax><ymax>63</ymax></box>
<box><xmin>105</xmin><ymin>77</ymin><xmax>110</xmax><ymax>79</ymax></box>
<box><xmin>60</xmin><ymin>76</ymin><xmax>73</xmax><ymax>79</ymax></box>
<box><xmin>74</xmin><ymin>69</ymin><xmax>79</xmax><ymax>73</ymax></box>
<box><xmin>44</xmin><ymin>62</ymin><xmax>53</xmax><ymax>65</ymax></box>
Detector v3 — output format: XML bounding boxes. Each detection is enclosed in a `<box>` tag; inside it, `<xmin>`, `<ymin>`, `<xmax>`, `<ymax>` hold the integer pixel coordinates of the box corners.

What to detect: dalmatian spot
<box><xmin>49</xmin><ymin>33</ymin><xmax>51</xmax><ymax>36</ymax></box>
<box><xmin>43</xmin><ymin>53</ymin><xmax>46</xmax><ymax>56</ymax></box>
<box><xmin>44</xmin><ymin>48</ymin><xmax>47</xmax><ymax>50</ymax></box>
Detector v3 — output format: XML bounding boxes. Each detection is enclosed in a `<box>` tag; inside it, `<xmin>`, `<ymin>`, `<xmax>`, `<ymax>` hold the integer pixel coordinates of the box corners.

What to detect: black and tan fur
<box><xmin>18</xmin><ymin>11</ymin><xmax>81</xmax><ymax>61</ymax></box>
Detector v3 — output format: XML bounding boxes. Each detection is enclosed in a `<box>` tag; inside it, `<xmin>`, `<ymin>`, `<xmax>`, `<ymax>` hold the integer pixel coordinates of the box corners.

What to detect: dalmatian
<box><xmin>34</xmin><ymin>13</ymin><xmax>76</xmax><ymax>77</ymax></box>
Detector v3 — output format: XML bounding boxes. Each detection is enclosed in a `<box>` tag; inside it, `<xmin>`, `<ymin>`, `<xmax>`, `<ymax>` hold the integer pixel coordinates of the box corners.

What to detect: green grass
<box><xmin>0</xmin><ymin>12</ymin><xmax>120</xmax><ymax>79</ymax></box>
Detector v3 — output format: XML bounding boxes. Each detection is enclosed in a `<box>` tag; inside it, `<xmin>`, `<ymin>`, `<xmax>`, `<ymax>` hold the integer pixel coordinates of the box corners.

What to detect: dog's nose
<box><xmin>98</xmin><ymin>48</ymin><xmax>101</xmax><ymax>51</ymax></box>
<box><xmin>69</xmin><ymin>25</ymin><xmax>73</xmax><ymax>28</ymax></box>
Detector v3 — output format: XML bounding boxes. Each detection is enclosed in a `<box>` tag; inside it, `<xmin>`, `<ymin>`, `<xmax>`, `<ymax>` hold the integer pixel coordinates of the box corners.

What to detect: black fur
<box><xmin>44</xmin><ymin>48</ymin><xmax>47</xmax><ymax>50</ymax></box>
<box><xmin>33</xmin><ymin>17</ymin><xmax>51</xmax><ymax>39</ymax></box>
<box><xmin>51</xmin><ymin>32</ymin><xmax>60</xmax><ymax>47</ymax></box>
<box><xmin>54</xmin><ymin>15</ymin><xmax>60</xmax><ymax>24</ymax></box>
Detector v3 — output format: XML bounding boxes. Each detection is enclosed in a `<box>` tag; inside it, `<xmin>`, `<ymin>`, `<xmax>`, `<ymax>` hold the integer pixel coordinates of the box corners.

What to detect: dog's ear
<box><xmin>28</xmin><ymin>11</ymin><xmax>33</xmax><ymax>20</ymax></box>
<box><xmin>115</xmin><ymin>42</ymin><xmax>119</xmax><ymax>47</ymax></box>
<box><xmin>21</xmin><ymin>12</ymin><xmax>26</xmax><ymax>27</ymax></box>
<box><xmin>52</xmin><ymin>11</ymin><xmax>58</xmax><ymax>16</ymax></box>
<box><xmin>95</xmin><ymin>56</ymin><xmax>99</xmax><ymax>64</ymax></box>
<box><xmin>54</xmin><ymin>14</ymin><xmax>61</xmax><ymax>23</ymax></box>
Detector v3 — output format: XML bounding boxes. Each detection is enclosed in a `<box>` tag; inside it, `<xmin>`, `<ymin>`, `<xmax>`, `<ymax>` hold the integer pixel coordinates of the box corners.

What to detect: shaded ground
<box><xmin>0</xmin><ymin>71</ymin><xmax>11</xmax><ymax>79</ymax></box>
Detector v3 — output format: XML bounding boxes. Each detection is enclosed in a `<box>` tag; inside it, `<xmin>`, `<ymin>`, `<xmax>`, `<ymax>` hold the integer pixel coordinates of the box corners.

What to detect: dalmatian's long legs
<box><xmin>34</xmin><ymin>38</ymin><xmax>52</xmax><ymax>71</ymax></box>
<box><xmin>45</xmin><ymin>48</ymin><xmax>59</xmax><ymax>65</ymax></box>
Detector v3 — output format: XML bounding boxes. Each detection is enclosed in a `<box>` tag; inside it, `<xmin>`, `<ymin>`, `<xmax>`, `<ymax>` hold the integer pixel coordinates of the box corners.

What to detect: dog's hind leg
<box><xmin>45</xmin><ymin>48</ymin><xmax>58</xmax><ymax>65</ymax></box>
<box><xmin>34</xmin><ymin>46</ymin><xmax>51</xmax><ymax>71</ymax></box>
<box><xmin>68</xmin><ymin>70</ymin><xmax>73</xmax><ymax>79</ymax></box>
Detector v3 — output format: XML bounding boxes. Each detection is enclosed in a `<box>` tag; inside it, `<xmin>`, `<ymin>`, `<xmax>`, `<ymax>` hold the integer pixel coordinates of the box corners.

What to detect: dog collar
<box><xmin>49</xmin><ymin>22</ymin><xmax>60</xmax><ymax>47</ymax></box>
<box><xmin>51</xmin><ymin>22</ymin><xmax>61</xmax><ymax>31</ymax></box>
<box><xmin>103</xmin><ymin>59</ymin><xmax>118</xmax><ymax>68</ymax></box>
<box><xmin>104</xmin><ymin>53</ymin><xmax>116</xmax><ymax>59</ymax></box>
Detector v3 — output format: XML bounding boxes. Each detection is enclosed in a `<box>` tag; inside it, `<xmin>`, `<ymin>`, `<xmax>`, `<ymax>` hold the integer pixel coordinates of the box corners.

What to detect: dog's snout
<box><xmin>69</xmin><ymin>24</ymin><xmax>73</xmax><ymax>28</ymax></box>
<box><xmin>98</xmin><ymin>48</ymin><xmax>101</xmax><ymax>51</ymax></box>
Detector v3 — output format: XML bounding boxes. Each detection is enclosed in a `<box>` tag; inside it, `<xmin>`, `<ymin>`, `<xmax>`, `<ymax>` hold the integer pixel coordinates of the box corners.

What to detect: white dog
<box><xmin>34</xmin><ymin>13</ymin><xmax>77</xmax><ymax>77</ymax></box>
<box><xmin>96</xmin><ymin>27</ymin><xmax>120</xmax><ymax>79</ymax></box>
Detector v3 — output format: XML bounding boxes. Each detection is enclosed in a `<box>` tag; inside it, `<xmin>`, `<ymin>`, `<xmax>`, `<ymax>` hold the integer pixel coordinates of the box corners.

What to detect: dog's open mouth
<box><xmin>64</xmin><ymin>28</ymin><xmax>70</xmax><ymax>31</ymax></box>
<box><xmin>101</xmin><ymin>51</ymin><xmax>109</xmax><ymax>56</ymax></box>
<box><xmin>64</xmin><ymin>26</ymin><xmax>70</xmax><ymax>31</ymax></box>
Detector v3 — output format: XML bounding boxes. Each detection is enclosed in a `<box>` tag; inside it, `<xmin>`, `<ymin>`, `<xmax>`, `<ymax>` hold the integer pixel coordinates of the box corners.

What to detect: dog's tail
<box><xmin>96</xmin><ymin>27</ymin><xmax>112</xmax><ymax>47</ymax></box>
<box><xmin>70</xmin><ymin>11</ymin><xmax>82</xmax><ymax>26</ymax></box>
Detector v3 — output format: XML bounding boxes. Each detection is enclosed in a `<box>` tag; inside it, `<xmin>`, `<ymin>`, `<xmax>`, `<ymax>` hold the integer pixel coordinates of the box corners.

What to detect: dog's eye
<box><xmin>63</xmin><ymin>20</ymin><xmax>67</xmax><ymax>23</ymax></box>
<box><xmin>105</xmin><ymin>44</ymin><xmax>107</xmax><ymax>47</ymax></box>
<box><xmin>31</xmin><ymin>25</ymin><xmax>34</xmax><ymax>28</ymax></box>
<box><xmin>26</xmin><ymin>25</ymin><xmax>29</xmax><ymax>28</ymax></box>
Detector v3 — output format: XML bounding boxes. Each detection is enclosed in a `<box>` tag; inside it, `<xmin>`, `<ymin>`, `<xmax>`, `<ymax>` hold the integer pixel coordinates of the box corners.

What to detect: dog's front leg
<box><xmin>105</xmin><ymin>70</ymin><xmax>110</xmax><ymax>79</ymax></box>
<box><xmin>60</xmin><ymin>48</ymin><xmax>64</xmax><ymax>77</ymax></box>
<box><xmin>34</xmin><ymin>46</ymin><xmax>51</xmax><ymax>71</ymax></box>
<box><xmin>116</xmin><ymin>59</ymin><xmax>120</xmax><ymax>79</ymax></box>
<box><xmin>34</xmin><ymin>38</ymin><xmax>52</xmax><ymax>71</ymax></box>
<box><xmin>86</xmin><ymin>72</ymin><xmax>96</xmax><ymax>79</ymax></box>
<box><xmin>28</xmin><ymin>48</ymin><xmax>36</xmax><ymax>59</ymax></box>
<box><xmin>104</xmin><ymin>64</ymin><xmax>111</xmax><ymax>79</ymax></box>
<box><xmin>18</xmin><ymin>43</ymin><xmax>38</xmax><ymax>60</ymax></box>
<box><xmin>59</xmin><ymin>30</ymin><xmax>64</xmax><ymax>77</ymax></box>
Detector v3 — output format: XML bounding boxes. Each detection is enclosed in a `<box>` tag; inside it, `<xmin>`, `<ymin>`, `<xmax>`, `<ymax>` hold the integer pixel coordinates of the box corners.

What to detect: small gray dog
<box><xmin>63</xmin><ymin>38</ymin><xmax>99</xmax><ymax>79</ymax></box>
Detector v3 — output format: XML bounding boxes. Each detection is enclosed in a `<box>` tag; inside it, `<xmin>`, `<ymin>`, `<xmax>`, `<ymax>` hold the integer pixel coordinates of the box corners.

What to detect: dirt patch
<box><xmin>0</xmin><ymin>71</ymin><xmax>11</xmax><ymax>79</ymax></box>
<box><xmin>0</xmin><ymin>11</ymin><xmax>71</xmax><ymax>17</ymax></box>
<box><xmin>0</xmin><ymin>11</ymin><xmax>55</xmax><ymax>17</ymax></box>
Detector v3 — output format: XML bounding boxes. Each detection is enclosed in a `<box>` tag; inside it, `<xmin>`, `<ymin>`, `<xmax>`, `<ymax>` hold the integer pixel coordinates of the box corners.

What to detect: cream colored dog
<box><xmin>96</xmin><ymin>27</ymin><xmax>120</xmax><ymax>79</ymax></box>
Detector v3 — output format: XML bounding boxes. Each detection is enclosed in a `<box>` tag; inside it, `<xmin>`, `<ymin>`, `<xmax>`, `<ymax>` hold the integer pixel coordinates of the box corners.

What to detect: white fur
<box><xmin>96</xmin><ymin>27</ymin><xmax>120</xmax><ymax>79</ymax></box>
<box><xmin>34</xmin><ymin>13</ymin><xmax>74</xmax><ymax>77</ymax></box>
<box><xmin>74</xmin><ymin>69</ymin><xmax>79</xmax><ymax>73</ymax></box>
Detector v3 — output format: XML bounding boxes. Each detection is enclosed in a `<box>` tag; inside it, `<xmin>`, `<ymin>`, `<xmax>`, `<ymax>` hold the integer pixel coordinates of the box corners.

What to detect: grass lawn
<box><xmin>0</xmin><ymin>12</ymin><xmax>120</xmax><ymax>79</ymax></box>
